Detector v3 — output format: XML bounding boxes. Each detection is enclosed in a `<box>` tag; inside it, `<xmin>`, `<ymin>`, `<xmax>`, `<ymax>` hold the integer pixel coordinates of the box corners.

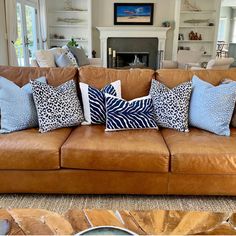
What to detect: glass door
<box><xmin>16</xmin><ymin>0</ymin><xmax>39</xmax><ymax>66</ymax></box>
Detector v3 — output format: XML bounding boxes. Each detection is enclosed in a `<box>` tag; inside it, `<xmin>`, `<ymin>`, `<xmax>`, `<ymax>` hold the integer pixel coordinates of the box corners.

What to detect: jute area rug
<box><xmin>0</xmin><ymin>194</ymin><xmax>235</xmax><ymax>214</ymax></box>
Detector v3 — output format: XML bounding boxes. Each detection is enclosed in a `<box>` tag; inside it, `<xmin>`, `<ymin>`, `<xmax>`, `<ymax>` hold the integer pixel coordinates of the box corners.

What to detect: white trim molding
<box><xmin>97</xmin><ymin>26</ymin><xmax>170</xmax><ymax>67</ymax></box>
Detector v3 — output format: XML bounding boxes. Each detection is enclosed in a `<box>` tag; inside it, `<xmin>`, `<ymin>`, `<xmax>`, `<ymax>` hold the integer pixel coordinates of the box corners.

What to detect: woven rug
<box><xmin>0</xmin><ymin>194</ymin><xmax>235</xmax><ymax>214</ymax></box>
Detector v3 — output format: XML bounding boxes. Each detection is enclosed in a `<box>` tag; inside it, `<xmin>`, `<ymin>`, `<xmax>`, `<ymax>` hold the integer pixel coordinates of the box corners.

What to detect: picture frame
<box><xmin>114</xmin><ymin>3</ymin><xmax>154</xmax><ymax>25</ymax></box>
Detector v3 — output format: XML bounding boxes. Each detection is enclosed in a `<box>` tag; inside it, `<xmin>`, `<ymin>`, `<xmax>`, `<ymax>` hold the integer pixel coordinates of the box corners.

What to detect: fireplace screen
<box><xmin>107</xmin><ymin>37</ymin><xmax>159</xmax><ymax>69</ymax></box>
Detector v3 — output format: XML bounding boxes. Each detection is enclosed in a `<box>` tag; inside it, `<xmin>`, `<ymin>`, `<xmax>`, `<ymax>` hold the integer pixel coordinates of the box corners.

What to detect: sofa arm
<box><xmin>161</xmin><ymin>60</ymin><xmax>178</xmax><ymax>69</ymax></box>
<box><xmin>31</xmin><ymin>59</ymin><xmax>39</xmax><ymax>67</ymax></box>
<box><xmin>88</xmin><ymin>58</ymin><xmax>102</xmax><ymax>67</ymax></box>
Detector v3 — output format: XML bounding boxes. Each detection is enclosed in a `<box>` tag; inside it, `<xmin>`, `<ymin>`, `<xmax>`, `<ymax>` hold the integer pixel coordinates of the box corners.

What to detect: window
<box><xmin>15</xmin><ymin>0</ymin><xmax>39</xmax><ymax>66</ymax></box>
<box><xmin>218</xmin><ymin>17</ymin><xmax>227</xmax><ymax>42</ymax></box>
<box><xmin>232</xmin><ymin>17</ymin><xmax>236</xmax><ymax>43</ymax></box>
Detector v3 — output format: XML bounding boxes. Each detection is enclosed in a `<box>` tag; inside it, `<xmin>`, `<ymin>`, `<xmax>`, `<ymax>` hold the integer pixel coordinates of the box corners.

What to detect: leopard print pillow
<box><xmin>149</xmin><ymin>79</ymin><xmax>192</xmax><ymax>132</ymax></box>
<box><xmin>31</xmin><ymin>79</ymin><xmax>84</xmax><ymax>133</ymax></box>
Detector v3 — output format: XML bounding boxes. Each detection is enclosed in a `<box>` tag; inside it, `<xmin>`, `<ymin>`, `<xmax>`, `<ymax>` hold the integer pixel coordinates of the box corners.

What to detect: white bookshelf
<box><xmin>172</xmin><ymin>0</ymin><xmax>221</xmax><ymax>62</ymax></box>
<box><xmin>46</xmin><ymin>0</ymin><xmax>92</xmax><ymax>57</ymax></box>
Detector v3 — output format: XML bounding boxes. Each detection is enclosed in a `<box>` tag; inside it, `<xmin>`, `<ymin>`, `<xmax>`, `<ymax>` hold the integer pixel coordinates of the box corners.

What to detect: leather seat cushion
<box><xmin>61</xmin><ymin>125</ymin><xmax>170</xmax><ymax>173</ymax></box>
<box><xmin>0</xmin><ymin>128</ymin><xmax>72</xmax><ymax>170</ymax></box>
<box><xmin>161</xmin><ymin>128</ymin><xmax>236</xmax><ymax>175</ymax></box>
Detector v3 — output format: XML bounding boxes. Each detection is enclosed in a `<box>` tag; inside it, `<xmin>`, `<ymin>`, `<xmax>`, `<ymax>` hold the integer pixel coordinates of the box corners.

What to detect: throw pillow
<box><xmin>68</xmin><ymin>46</ymin><xmax>89</xmax><ymax>66</ymax></box>
<box><xmin>55</xmin><ymin>53</ymin><xmax>74</xmax><ymax>67</ymax></box>
<box><xmin>221</xmin><ymin>79</ymin><xmax>236</xmax><ymax>127</ymax></box>
<box><xmin>62</xmin><ymin>45</ymin><xmax>78</xmax><ymax>67</ymax></box>
<box><xmin>0</xmin><ymin>76</ymin><xmax>47</xmax><ymax>134</ymax></box>
<box><xmin>31</xmin><ymin>80</ymin><xmax>84</xmax><ymax>133</ymax></box>
<box><xmin>80</xmin><ymin>81</ymin><xmax>121</xmax><ymax>125</ymax></box>
<box><xmin>232</xmin><ymin>108</ymin><xmax>236</xmax><ymax>127</ymax></box>
<box><xmin>105</xmin><ymin>94</ymin><xmax>158</xmax><ymax>131</ymax></box>
<box><xmin>35</xmin><ymin>50</ymin><xmax>56</xmax><ymax>67</ymax></box>
<box><xmin>189</xmin><ymin>75</ymin><xmax>236</xmax><ymax>136</ymax></box>
<box><xmin>149</xmin><ymin>79</ymin><xmax>192</xmax><ymax>132</ymax></box>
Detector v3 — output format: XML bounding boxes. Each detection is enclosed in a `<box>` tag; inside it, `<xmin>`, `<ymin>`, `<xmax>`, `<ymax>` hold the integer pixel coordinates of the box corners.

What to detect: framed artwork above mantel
<box><xmin>114</xmin><ymin>3</ymin><xmax>154</xmax><ymax>25</ymax></box>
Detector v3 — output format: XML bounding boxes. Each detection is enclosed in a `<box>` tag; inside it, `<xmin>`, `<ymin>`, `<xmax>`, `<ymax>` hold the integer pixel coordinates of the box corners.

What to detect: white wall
<box><xmin>0</xmin><ymin>0</ymin><xmax>8</xmax><ymax>65</ymax></box>
<box><xmin>92</xmin><ymin>0</ymin><xmax>175</xmax><ymax>59</ymax></box>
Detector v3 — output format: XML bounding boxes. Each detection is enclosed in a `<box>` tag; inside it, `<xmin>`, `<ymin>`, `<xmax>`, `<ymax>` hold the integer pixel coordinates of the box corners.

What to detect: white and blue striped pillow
<box><xmin>80</xmin><ymin>81</ymin><xmax>121</xmax><ymax>125</ymax></box>
<box><xmin>105</xmin><ymin>94</ymin><xmax>158</xmax><ymax>131</ymax></box>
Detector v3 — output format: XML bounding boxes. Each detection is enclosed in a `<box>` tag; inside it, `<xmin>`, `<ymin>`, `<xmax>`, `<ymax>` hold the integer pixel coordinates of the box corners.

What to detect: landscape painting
<box><xmin>114</xmin><ymin>3</ymin><xmax>154</xmax><ymax>25</ymax></box>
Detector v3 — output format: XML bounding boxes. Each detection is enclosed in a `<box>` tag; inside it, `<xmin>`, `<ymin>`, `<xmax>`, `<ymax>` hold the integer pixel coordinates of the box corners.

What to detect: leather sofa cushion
<box><xmin>61</xmin><ymin>125</ymin><xmax>170</xmax><ymax>173</ymax></box>
<box><xmin>0</xmin><ymin>128</ymin><xmax>72</xmax><ymax>170</ymax></box>
<box><xmin>78</xmin><ymin>67</ymin><xmax>155</xmax><ymax>100</ymax></box>
<box><xmin>157</xmin><ymin>69</ymin><xmax>236</xmax><ymax>88</ymax></box>
<box><xmin>161</xmin><ymin>128</ymin><xmax>236</xmax><ymax>175</ymax></box>
<box><xmin>0</xmin><ymin>66</ymin><xmax>78</xmax><ymax>87</ymax></box>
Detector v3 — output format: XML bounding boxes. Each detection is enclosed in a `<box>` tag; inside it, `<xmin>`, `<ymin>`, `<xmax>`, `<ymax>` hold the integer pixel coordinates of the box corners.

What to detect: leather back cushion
<box><xmin>79</xmin><ymin>66</ymin><xmax>155</xmax><ymax>100</ymax></box>
<box><xmin>157</xmin><ymin>69</ymin><xmax>236</xmax><ymax>88</ymax></box>
<box><xmin>0</xmin><ymin>66</ymin><xmax>78</xmax><ymax>87</ymax></box>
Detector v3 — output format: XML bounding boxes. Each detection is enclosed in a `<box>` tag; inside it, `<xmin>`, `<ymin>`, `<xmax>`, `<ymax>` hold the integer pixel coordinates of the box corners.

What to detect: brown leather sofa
<box><xmin>0</xmin><ymin>65</ymin><xmax>236</xmax><ymax>196</ymax></box>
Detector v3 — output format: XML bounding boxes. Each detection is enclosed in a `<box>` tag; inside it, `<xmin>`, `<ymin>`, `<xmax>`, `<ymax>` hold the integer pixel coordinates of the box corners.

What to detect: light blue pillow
<box><xmin>0</xmin><ymin>76</ymin><xmax>46</xmax><ymax>133</ymax></box>
<box><xmin>189</xmin><ymin>75</ymin><xmax>236</xmax><ymax>136</ymax></box>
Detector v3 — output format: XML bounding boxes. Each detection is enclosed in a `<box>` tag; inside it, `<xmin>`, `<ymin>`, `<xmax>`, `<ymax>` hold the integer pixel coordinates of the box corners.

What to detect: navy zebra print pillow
<box><xmin>105</xmin><ymin>94</ymin><xmax>158</xmax><ymax>131</ymax></box>
<box><xmin>80</xmin><ymin>81</ymin><xmax>121</xmax><ymax>124</ymax></box>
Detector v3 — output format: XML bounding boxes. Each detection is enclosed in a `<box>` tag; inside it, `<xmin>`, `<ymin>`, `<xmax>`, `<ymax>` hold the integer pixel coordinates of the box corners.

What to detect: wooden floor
<box><xmin>0</xmin><ymin>209</ymin><xmax>236</xmax><ymax>235</ymax></box>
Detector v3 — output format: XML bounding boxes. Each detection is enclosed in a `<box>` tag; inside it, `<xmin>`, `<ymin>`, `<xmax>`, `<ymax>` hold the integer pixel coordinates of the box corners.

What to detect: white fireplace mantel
<box><xmin>97</xmin><ymin>26</ymin><xmax>170</xmax><ymax>67</ymax></box>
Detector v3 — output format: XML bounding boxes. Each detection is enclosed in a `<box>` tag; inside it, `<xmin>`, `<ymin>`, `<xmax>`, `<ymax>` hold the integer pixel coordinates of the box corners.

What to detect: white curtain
<box><xmin>38</xmin><ymin>0</ymin><xmax>48</xmax><ymax>49</ymax></box>
<box><xmin>5</xmin><ymin>0</ymin><xmax>18</xmax><ymax>66</ymax></box>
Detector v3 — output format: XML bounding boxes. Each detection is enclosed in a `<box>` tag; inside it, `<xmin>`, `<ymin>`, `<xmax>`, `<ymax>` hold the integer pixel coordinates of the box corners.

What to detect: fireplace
<box><xmin>97</xmin><ymin>26</ymin><xmax>170</xmax><ymax>69</ymax></box>
<box><xmin>107</xmin><ymin>37</ymin><xmax>158</xmax><ymax>69</ymax></box>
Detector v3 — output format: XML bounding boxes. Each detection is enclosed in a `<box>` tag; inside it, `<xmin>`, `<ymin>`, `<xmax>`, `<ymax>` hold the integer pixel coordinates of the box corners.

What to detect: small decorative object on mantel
<box><xmin>114</xmin><ymin>3</ymin><xmax>154</xmax><ymax>25</ymax></box>
<box><xmin>112</xmin><ymin>50</ymin><xmax>116</xmax><ymax>68</ymax></box>
<box><xmin>108</xmin><ymin>48</ymin><xmax>112</xmax><ymax>68</ymax></box>
<box><xmin>189</xmin><ymin>31</ymin><xmax>202</xmax><ymax>40</ymax></box>
<box><xmin>183</xmin><ymin>0</ymin><xmax>201</xmax><ymax>11</ymax></box>
<box><xmin>162</xmin><ymin>21</ymin><xmax>170</xmax><ymax>27</ymax></box>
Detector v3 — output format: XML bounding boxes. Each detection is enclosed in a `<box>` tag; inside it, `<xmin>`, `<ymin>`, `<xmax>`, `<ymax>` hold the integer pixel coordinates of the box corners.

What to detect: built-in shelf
<box><xmin>180</xmin><ymin>10</ymin><xmax>216</xmax><ymax>14</ymax></box>
<box><xmin>179</xmin><ymin>26</ymin><xmax>215</xmax><ymax>28</ymax></box>
<box><xmin>46</xmin><ymin>0</ymin><xmax>92</xmax><ymax>57</ymax></box>
<box><xmin>49</xmin><ymin>10</ymin><xmax>88</xmax><ymax>13</ymax></box>
<box><xmin>202</xmin><ymin>54</ymin><xmax>212</xmax><ymax>57</ymax></box>
<box><xmin>49</xmin><ymin>24</ymin><xmax>88</xmax><ymax>28</ymax></box>
<box><xmin>50</xmin><ymin>38</ymin><xmax>88</xmax><ymax>42</ymax></box>
<box><xmin>178</xmin><ymin>40</ymin><xmax>214</xmax><ymax>43</ymax></box>
<box><xmin>173</xmin><ymin>0</ymin><xmax>220</xmax><ymax>61</ymax></box>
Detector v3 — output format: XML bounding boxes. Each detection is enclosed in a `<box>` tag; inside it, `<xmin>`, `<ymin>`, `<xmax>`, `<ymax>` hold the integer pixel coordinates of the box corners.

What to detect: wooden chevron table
<box><xmin>0</xmin><ymin>209</ymin><xmax>236</xmax><ymax>235</ymax></box>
